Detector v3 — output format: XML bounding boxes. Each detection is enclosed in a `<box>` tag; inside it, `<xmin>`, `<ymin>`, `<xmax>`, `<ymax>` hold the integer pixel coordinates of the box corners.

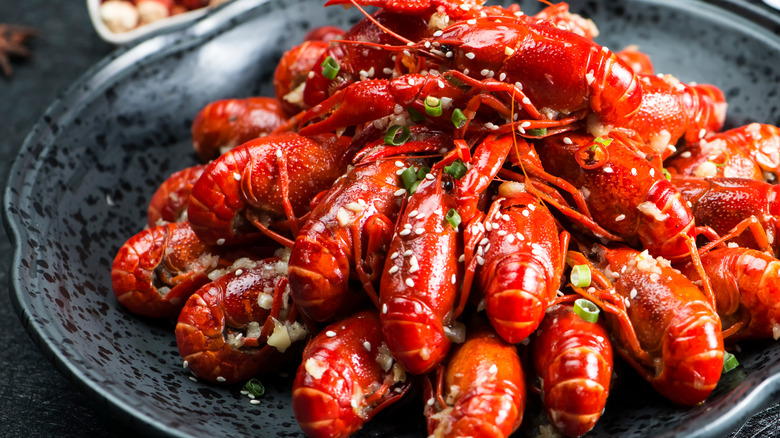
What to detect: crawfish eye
<box><xmin>442</xmin><ymin>178</ymin><xmax>454</xmax><ymax>191</ymax></box>
<box><xmin>439</xmin><ymin>44</ymin><xmax>453</xmax><ymax>54</ymax></box>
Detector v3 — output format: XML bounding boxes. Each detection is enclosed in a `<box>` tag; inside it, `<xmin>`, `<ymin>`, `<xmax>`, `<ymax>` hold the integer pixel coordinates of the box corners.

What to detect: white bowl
<box><xmin>86</xmin><ymin>0</ymin><xmax>229</xmax><ymax>45</ymax></box>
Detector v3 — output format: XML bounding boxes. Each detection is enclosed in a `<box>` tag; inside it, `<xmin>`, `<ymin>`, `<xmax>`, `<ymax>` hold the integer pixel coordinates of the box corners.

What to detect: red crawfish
<box><xmin>673</xmin><ymin>176</ymin><xmax>778</xmax><ymax>254</ymax></box>
<box><xmin>147</xmin><ymin>164</ymin><xmax>206</xmax><ymax>227</ymax></box>
<box><xmin>292</xmin><ymin>310</ymin><xmax>410</xmax><ymax>438</ymax></box>
<box><xmin>379</xmin><ymin>168</ymin><xmax>461</xmax><ymax>375</ymax></box>
<box><xmin>665</xmin><ymin>132</ymin><xmax>764</xmax><ymax>181</ymax></box>
<box><xmin>298</xmin><ymin>73</ymin><xmax>473</xmax><ymax>137</ymax></box>
<box><xmin>274</xmin><ymin>40</ymin><xmax>330</xmax><ymax>116</ymax></box>
<box><xmin>615</xmin><ymin>74</ymin><xmax>726</xmax><ymax>161</ymax></box>
<box><xmin>186</xmin><ymin>132</ymin><xmax>354</xmax><ymax>247</ymax></box>
<box><xmin>111</xmin><ymin>221</ymin><xmax>223</xmax><ymax>318</ymax></box>
<box><xmin>531</xmin><ymin>303</ymin><xmax>613</xmax><ymax>438</ymax></box>
<box><xmin>175</xmin><ymin>252</ymin><xmax>307</xmax><ymax>383</ymax></box>
<box><xmin>679</xmin><ymin>247</ymin><xmax>780</xmax><ymax>341</ymax></box>
<box><xmin>409</xmin><ymin>15</ymin><xmax>643</xmax><ymax>126</ymax></box>
<box><xmin>301</xmin><ymin>9</ymin><xmax>433</xmax><ymax>111</ymax></box>
<box><xmin>570</xmin><ymin>245</ymin><xmax>724</xmax><ymax>406</ymax></box>
<box><xmin>424</xmin><ymin>320</ymin><xmax>526</xmax><ymax>438</ymax></box>
<box><xmin>474</xmin><ymin>183</ymin><xmax>567</xmax><ymax>343</ymax></box>
<box><xmin>667</xmin><ymin>123</ymin><xmax>780</xmax><ymax>183</ymax></box>
<box><xmin>190</xmin><ymin>97</ymin><xmax>289</xmax><ymax>162</ymax></box>
<box><xmin>288</xmin><ymin>156</ymin><xmax>427</xmax><ymax>322</ymax></box>
<box><xmin>534</xmin><ymin>132</ymin><xmax>701</xmax><ymax>261</ymax></box>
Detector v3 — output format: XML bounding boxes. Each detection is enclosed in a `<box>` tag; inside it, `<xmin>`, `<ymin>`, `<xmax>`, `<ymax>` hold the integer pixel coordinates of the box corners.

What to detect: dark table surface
<box><xmin>2</xmin><ymin>1</ymin><xmax>780</xmax><ymax>437</ymax></box>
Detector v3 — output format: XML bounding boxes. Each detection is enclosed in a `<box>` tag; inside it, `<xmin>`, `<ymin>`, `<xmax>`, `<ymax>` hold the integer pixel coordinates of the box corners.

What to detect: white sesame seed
<box><xmin>465</xmin><ymin>52</ymin><xmax>475</xmax><ymax>59</ymax></box>
<box><xmin>326</xmin><ymin>330</ymin><xmax>337</xmax><ymax>337</ymax></box>
<box><xmin>235</xmin><ymin>269</ymin><xmax>243</xmax><ymax>276</ymax></box>
<box><xmin>388</xmin><ymin>265</ymin><xmax>399</xmax><ymax>274</ymax></box>
<box><xmin>467</xmin><ymin>19</ymin><xmax>477</xmax><ymax>25</ymax></box>
<box><xmin>603</xmin><ymin>167</ymin><xmax>613</xmax><ymax>173</ymax></box>
<box><xmin>458</xmin><ymin>254</ymin><xmax>465</xmax><ymax>262</ymax></box>
<box><xmin>390</xmin><ymin>252</ymin><xmax>398</xmax><ymax>259</ymax></box>
<box><xmin>382</xmin><ymin>304</ymin><xmax>388</xmax><ymax>314</ymax></box>
<box><xmin>415</xmin><ymin>228</ymin><xmax>425</xmax><ymax>235</ymax></box>
<box><xmin>383</xmin><ymin>67</ymin><xmax>393</xmax><ymax>75</ymax></box>
<box><xmin>451</xmin><ymin>274</ymin><xmax>457</xmax><ymax>284</ymax></box>
<box><xmin>406</xmin><ymin>278</ymin><xmax>415</xmax><ymax>287</ymax></box>
<box><xmin>476</xmin><ymin>256</ymin><xmax>485</xmax><ymax>265</ymax></box>
<box><xmin>434</xmin><ymin>30</ymin><xmax>443</xmax><ymax>37</ymax></box>
<box><xmin>250</xmin><ymin>399</ymin><xmax>260</xmax><ymax>405</ymax></box>
<box><xmin>479</xmin><ymin>238</ymin><xmax>489</xmax><ymax>246</ymax></box>
<box><xmin>216</xmin><ymin>238</ymin><xmax>226</xmax><ymax>246</ymax></box>
<box><xmin>615</xmin><ymin>214</ymin><xmax>626</xmax><ymax>222</ymax></box>
<box><xmin>480</xmin><ymin>69</ymin><xmax>490</xmax><ymax>76</ymax></box>
<box><xmin>233</xmin><ymin>172</ymin><xmax>241</xmax><ymax>181</ymax></box>
<box><xmin>399</xmin><ymin>229</ymin><xmax>411</xmax><ymax>236</ymax></box>
<box><xmin>276</xmin><ymin>149</ymin><xmax>283</xmax><ymax>159</ymax></box>
<box><xmin>183</xmin><ymin>361</ymin><xmax>189</xmax><ymax>369</ymax></box>
<box><xmin>522</xmin><ymin>210</ymin><xmax>530</xmax><ymax>217</ymax></box>
<box><xmin>522</xmin><ymin>97</ymin><xmax>531</xmax><ymax>105</ymax></box>
<box><xmin>394</xmin><ymin>188</ymin><xmax>406</xmax><ymax>196</ymax></box>
<box><xmin>504</xmin><ymin>46</ymin><xmax>515</xmax><ymax>56</ymax></box>
<box><xmin>630</xmin><ymin>288</ymin><xmax>638</xmax><ymax>299</ymax></box>
<box><xmin>364</xmin><ymin>341</ymin><xmax>372</xmax><ymax>351</ymax></box>
<box><xmin>631</xmin><ymin>168</ymin><xmax>637</xmax><ymax>176</ymax></box>
<box><xmin>563</xmin><ymin>137</ymin><xmax>573</xmax><ymax>145</ymax></box>
<box><xmin>217</xmin><ymin>376</ymin><xmax>226</xmax><ymax>382</ymax></box>
<box><xmin>425</xmin><ymin>173</ymin><xmax>435</xmax><ymax>180</ymax></box>
<box><xmin>404</xmin><ymin>250</ymin><xmax>413</xmax><ymax>256</ymax></box>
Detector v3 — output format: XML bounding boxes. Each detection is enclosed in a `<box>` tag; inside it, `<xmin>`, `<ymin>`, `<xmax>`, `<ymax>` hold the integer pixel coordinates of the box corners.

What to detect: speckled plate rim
<box><xmin>3</xmin><ymin>1</ymin><xmax>780</xmax><ymax>437</ymax></box>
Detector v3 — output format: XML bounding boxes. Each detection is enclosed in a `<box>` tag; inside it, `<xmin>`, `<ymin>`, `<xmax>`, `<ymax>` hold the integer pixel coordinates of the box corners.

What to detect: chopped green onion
<box><xmin>416</xmin><ymin>166</ymin><xmax>431</xmax><ymax>180</ymax></box>
<box><xmin>409</xmin><ymin>179</ymin><xmax>422</xmax><ymax>195</ymax></box>
<box><xmin>407</xmin><ymin>107</ymin><xmax>425</xmax><ymax>123</ymax></box>
<box><xmin>321</xmin><ymin>56</ymin><xmax>340</xmax><ymax>80</ymax></box>
<box><xmin>570</xmin><ymin>264</ymin><xmax>592</xmax><ymax>288</ymax></box>
<box><xmin>384</xmin><ymin>125</ymin><xmax>411</xmax><ymax>146</ymax></box>
<box><xmin>723</xmin><ymin>352</ymin><xmax>739</xmax><ymax>373</ymax></box>
<box><xmin>662</xmin><ymin>168</ymin><xmax>672</xmax><ymax>181</ymax></box>
<box><xmin>400</xmin><ymin>167</ymin><xmax>418</xmax><ymax>191</ymax></box>
<box><xmin>573</xmin><ymin>298</ymin><xmax>600</xmax><ymax>323</ymax></box>
<box><xmin>525</xmin><ymin>127</ymin><xmax>548</xmax><ymax>137</ymax></box>
<box><xmin>451</xmin><ymin>108</ymin><xmax>468</xmax><ymax>129</ymax></box>
<box><xmin>424</xmin><ymin>96</ymin><xmax>443</xmax><ymax>117</ymax></box>
<box><xmin>444</xmin><ymin>159</ymin><xmax>467</xmax><ymax>179</ymax></box>
<box><xmin>243</xmin><ymin>378</ymin><xmax>265</xmax><ymax>397</ymax></box>
<box><xmin>593</xmin><ymin>136</ymin><xmax>613</xmax><ymax>147</ymax></box>
<box><xmin>446</xmin><ymin>208</ymin><xmax>461</xmax><ymax>228</ymax></box>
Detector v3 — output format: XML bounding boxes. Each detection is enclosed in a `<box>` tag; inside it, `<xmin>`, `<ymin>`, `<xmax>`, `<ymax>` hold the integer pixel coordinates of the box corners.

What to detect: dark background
<box><xmin>1</xmin><ymin>1</ymin><xmax>780</xmax><ymax>437</ymax></box>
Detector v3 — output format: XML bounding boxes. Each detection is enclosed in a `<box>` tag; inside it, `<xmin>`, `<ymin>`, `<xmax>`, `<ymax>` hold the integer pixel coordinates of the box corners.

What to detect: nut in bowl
<box><xmin>86</xmin><ymin>0</ymin><xmax>233</xmax><ymax>45</ymax></box>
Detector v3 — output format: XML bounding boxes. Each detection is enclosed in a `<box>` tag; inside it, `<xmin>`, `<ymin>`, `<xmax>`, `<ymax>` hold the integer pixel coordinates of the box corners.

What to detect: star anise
<box><xmin>0</xmin><ymin>24</ymin><xmax>38</xmax><ymax>78</ymax></box>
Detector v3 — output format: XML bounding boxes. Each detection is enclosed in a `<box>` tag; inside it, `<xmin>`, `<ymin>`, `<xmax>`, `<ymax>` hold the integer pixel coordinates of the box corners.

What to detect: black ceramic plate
<box><xmin>5</xmin><ymin>0</ymin><xmax>780</xmax><ymax>437</ymax></box>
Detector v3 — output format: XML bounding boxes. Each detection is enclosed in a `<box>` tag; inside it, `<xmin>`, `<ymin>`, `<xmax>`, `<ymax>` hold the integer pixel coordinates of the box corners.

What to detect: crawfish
<box><xmin>288</xmin><ymin>156</ymin><xmax>427</xmax><ymax>322</ymax></box>
<box><xmin>673</xmin><ymin>176</ymin><xmax>778</xmax><ymax>254</ymax></box>
<box><xmin>665</xmin><ymin>132</ymin><xmax>764</xmax><ymax>181</ymax></box>
<box><xmin>186</xmin><ymin>132</ymin><xmax>354</xmax><ymax>247</ymax></box>
<box><xmin>679</xmin><ymin>247</ymin><xmax>780</xmax><ymax>341</ymax></box>
<box><xmin>474</xmin><ymin>183</ymin><xmax>567</xmax><ymax>343</ymax></box>
<box><xmin>292</xmin><ymin>310</ymin><xmax>410</xmax><ymax>438</ymax></box>
<box><xmin>531</xmin><ymin>303</ymin><xmax>613</xmax><ymax>438</ymax></box>
<box><xmin>615</xmin><ymin>74</ymin><xmax>726</xmax><ymax>160</ymax></box>
<box><xmin>191</xmin><ymin>97</ymin><xmax>289</xmax><ymax>162</ymax></box>
<box><xmin>535</xmin><ymin>132</ymin><xmax>700</xmax><ymax>260</ymax></box>
<box><xmin>301</xmin><ymin>9</ymin><xmax>433</xmax><ymax>111</ymax></box>
<box><xmin>570</xmin><ymin>245</ymin><xmax>724</xmax><ymax>406</ymax></box>
<box><xmin>175</xmin><ymin>251</ymin><xmax>307</xmax><ymax>383</ymax></box>
<box><xmin>667</xmin><ymin>123</ymin><xmax>780</xmax><ymax>183</ymax></box>
<box><xmin>111</xmin><ymin>221</ymin><xmax>224</xmax><ymax>318</ymax></box>
<box><xmin>424</xmin><ymin>320</ymin><xmax>525</xmax><ymax>438</ymax></box>
<box><xmin>379</xmin><ymin>167</ymin><xmax>461</xmax><ymax>375</ymax></box>
<box><xmin>409</xmin><ymin>15</ymin><xmax>643</xmax><ymax>126</ymax></box>
<box><xmin>274</xmin><ymin>40</ymin><xmax>331</xmax><ymax>116</ymax></box>
<box><xmin>147</xmin><ymin>164</ymin><xmax>206</xmax><ymax>227</ymax></box>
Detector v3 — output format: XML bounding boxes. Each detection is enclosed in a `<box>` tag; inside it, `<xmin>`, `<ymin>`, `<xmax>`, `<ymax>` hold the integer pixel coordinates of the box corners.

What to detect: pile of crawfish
<box><xmin>110</xmin><ymin>0</ymin><xmax>780</xmax><ymax>436</ymax></box>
